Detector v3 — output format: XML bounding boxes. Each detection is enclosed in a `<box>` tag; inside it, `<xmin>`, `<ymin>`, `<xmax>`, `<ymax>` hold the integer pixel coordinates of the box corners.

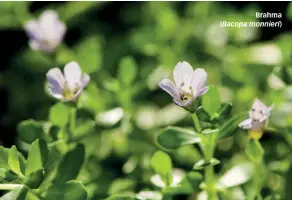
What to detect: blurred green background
<box><xmin>1</xmin><ymin>1</ymin><xmax>292</xmax><ymax>199</ymax></box>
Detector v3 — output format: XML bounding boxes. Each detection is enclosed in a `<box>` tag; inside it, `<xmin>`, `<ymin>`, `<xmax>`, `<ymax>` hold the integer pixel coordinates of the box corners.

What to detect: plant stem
<box><xmin>0</xmin><ymin>184</ymin><xmax>22</xmax><ymax>190</ymax></box>
<box><xmin>192</xmin><ymin>113</ymin><xmax>202</xmax><ymax>132</ymax></box>
<box><xmin>69</xmin><ymin>106</ymin><xmax>76</xmax><ymax>140</ymax></box>
<box><xmin>203</xmin><ymin>133</ymin><xmax>216</xmax><ymax>200</ymax></box>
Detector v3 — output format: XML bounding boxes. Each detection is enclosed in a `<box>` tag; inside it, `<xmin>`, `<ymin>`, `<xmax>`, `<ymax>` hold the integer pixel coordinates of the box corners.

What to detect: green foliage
<box><xmin>45</xmin><ymin>181</ymin><xmax>88</xmax><ymax>200</ymax></box>
<box><xmin>0</xmin><ymin>2</ymin><xmax>291</xmax><ymax>200</ymax></box>
<box><xmin>157</xmin><ymin>126</ymin><xmax>201</xmax><ymax>149</ymax></box>
<box><xmin>49</xmin><ymin>103</ymin><xmax>70</xmax><ymax>127</ymax></box>
<box><xmin>25</xmin><ymin>139</ymin><xmax>48</xmax><ymax>176</ymax></box>
<box><xmin>245</xmin><ymin>139</ymin><xmax>264</xmax><ymax>162</ymax></box>
<box><xmin>17</xmin><ymin>120</ymin><xmax>45</xmax><ymax>144</ymax></box>
<box><xmin>0</xmin><ymin>186</ymin><xmax>28</xmax><ymax>200</ymax></box>
<box><xmin>118</xmin><ymin>56</ymin><xmax>138</xmax><ymax>86</ymax></box>
<box><xmin>202</xmin><ymin>86</ymin><xmax>221</xmax><ymax>118</ymax></box>
<box><xmin>54</xmin><ymin>144</ymin><xmax>85</xmax><ymax>183</ymax></box>
<box><xmin>8</xmin><ymin>146</ymin><xmax>22</xmax><ymax>176</ymax></box>
<box><xmin>151</xmin><ymin>151</ymin><xmax>172</xmax><ymax>187</ymax></box>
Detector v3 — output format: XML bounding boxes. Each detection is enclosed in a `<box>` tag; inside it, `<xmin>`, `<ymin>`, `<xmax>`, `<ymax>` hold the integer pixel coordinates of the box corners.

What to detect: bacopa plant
<box><xmin>1</xmin><ymin>2</ymin><xmax>292</xmax><ymax>200</ymax></box>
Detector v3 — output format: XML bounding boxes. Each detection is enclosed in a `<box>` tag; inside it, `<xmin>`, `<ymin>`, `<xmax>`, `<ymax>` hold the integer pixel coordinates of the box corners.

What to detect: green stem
<box><xmin>247</xmin><ymin>161</ymin><xmax>262</xmax><ymax>200</ymax></box>
<box><xmin>203</xmin><ymin>134</ymin><xmax>216</xmax><ymax>200</ymax></box>
<box><xmin>192</xmin><ymin>113</ymin><xmax>202</xmax><ymax>132</ymax></box>
<box><xmin>69</xmin><ymin>106</ymin><xmax>76</xmax><ymax>140</ymax></box>
<box><xmin>0</xmin><ymin>184</ymin><xmax>22</xmax><ymax>190</ymax></box>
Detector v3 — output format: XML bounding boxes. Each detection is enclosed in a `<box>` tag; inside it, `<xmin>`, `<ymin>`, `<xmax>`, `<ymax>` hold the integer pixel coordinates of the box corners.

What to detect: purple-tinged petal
<box><xmin>46</xmin><ymin>68</ymin><xmax>65</xmax><ymax>99</ymax></box>
<box><xmin>159</xmin><ymin>79</ymin><xmax>179</xmax><ymax>99</ymax></box>
<box><xmin>238</xmin><ymin>118</ymin><xmax>252</xmax><ymax>129</ymax></box>
<box><xmin>81</xmin><ymin>73</ymin><xmax>90</xmax><ymax>88</ymax></box>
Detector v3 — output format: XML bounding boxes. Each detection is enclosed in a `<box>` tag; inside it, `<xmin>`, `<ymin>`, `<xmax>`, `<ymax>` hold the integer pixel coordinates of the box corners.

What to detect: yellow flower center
<box><xmin>248</xmin><ymin>131</ymin><xmax>263</xmax><ymax>140</ymax></box>
<box><xmin>63</xmin><ymin>82</ymin><xmax>80</xmax><ymax>100</ymax></box>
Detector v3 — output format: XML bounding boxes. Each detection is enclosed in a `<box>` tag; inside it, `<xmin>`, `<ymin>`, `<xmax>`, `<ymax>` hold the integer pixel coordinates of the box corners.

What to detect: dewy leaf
<box><xmin>8</xmin><ymin>146</ymin><xmax>22</xmax><ymax>175</ymax></box>
<box><xmin>118</xmin><ymin>56</ymin><xmax>138</xmax><ymax>86</ymax></box>
<box><xmin>25</xmin><ymin>139</ymin><xmax>49</xmax><ymax>176</ymax></box>
<box><xmin>150</xmin><ymin>151</ymin><xmax>172</xmax><ymax>187</ymax></box>
<box><xmin>49</xmin><ymin>103</ymin><xmax>70</xmax><ymax>127</ymax></box>
<box><xmin>17</xmin><ymin>120</ymin><xmax>45</xmax><ymax>144</ymax></box>
<box><xmin>0</xmin><ymin>146</ymin><xmax>9</xmax><ymax>169</ymax></box>
<box><xmin>202</xmin><ymin>86</ymin><xmax>221</xmax><ymax>117</ymax></box>
<box><xmin>217</xmin><ymin>112</ymin><xmax>248</xmax><ymax>140</ymax></box>
<box><xmin>193</xmin><ymin>158</ymin><xmax>220</xmax><ymax>170</ymax></box>
<box><xmin>245</xmin><ymin>139</ymin><xmax>264</xmax><ymax>162</ymax></box>
<box><xmin>157</xmin><ymin>126</ymin><xmax>201</xmax><ymax>150</ymax></box>
<box><xmin>75</xmin><ymin>36</ymin><xmax>102</xmax><ymax>74</ymax></box>
<box><xmin>0</xmin><ymin>186</ymin><xmax>28</xmax><ymax>200</ymax></box>
<box><xmin>54</xmin><ymin>144</ymin><xmax>85</xmax><ymax>183</ymax></box>
<box><xmin>45</xmin><ymin>181</ymin><xmax>87</xmax><ymax>200</ymax></box>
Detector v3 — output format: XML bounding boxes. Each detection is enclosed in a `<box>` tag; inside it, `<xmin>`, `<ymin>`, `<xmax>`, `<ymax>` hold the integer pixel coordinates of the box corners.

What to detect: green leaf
<box><xmin>0</xmin><ymin>186</ymin><xmax>28</xmax><ymax>200</ymax></box>
<box><xmin>245</xmin><ymin>139</ymin><xmax>264</xmax><ymax>162</ymax></box>
<box><xmin>108</xmin><ymin>178</ymin><xmax>136</xmax><ymax>195</ymax></box>
<box><xmin>193</xmin><ymin>158</ymin><xmax>220</xmax><ymax>170</ymax></box>
<box><xmin>285</xmin><ymin>162</ymin><xmax>292</xmax><ymax>200</ymax></box>
<box><xmin>8</xmin><ymin>146</ymin><xmax>22</xmax><ymax>175</ymax></box>
<box><xmin>217</xmin><ymin>112</ymin><xmax>248</xmax><ymax>140</ymax></box>
<box><xmin>195</xmin><ymin>107</ymin><xmax>210</xmax><ymax>122</ymax></box>
<box><xmin>151</xmin><ymin>151</ymin><xmax>172</xmax><ymax>187</ymax></box>
<box><xmin>54</xmin><ymin>144</ymin><xmax>85</xmax><ymax>183</ymax></box>
<box><xmin>23</xmin><ymin>169</ymin><xmax>44</xmax><ymax>189</ymax></box>
<box><xmin>106</xmin><ymin>194</ymin><xmax>136</xmax><ymax>200</ymax></box>
<box><xmin>45</xmin><ymin>181</ymin><xmax>87</xmax><ymax>200</ymax></box>
<box><xmin>17</xmin><ymin>120</ymin><xmax>45</xmax><ymax>144</ymax></box>
<box><xmin>0</xmin><ymin>147</ymin><xmax>9</xmax><ymax>169</ymax></box>
<box><xmin>49</xmin><ymin>103</ymin><xmax>70</xmax><ymax>127</ymax></box>
<box><xmin>25</xmin><ymin>139</ymin><xmax>48</xmax><ymax>176</ymax></box>
<box><xmin>0</xmin><ymin>168</ymin><xmax>18</xmax><ymax>182</ymax></box>
<box><xmin>217</xmin><ymin>102</ymin><xmax>233</xmax><ymax>121</ymax></box>
<box><xmin>157</xmin><ymin>126</ymin><xmax>201</xmax><ymax>150</ymax></box>
<box><xmin>164</xmin><ymin>172</ymin><xmax>203</xmax><ymax>195</ymax></box>
<box><xmin>75</xmin><ymin>36</ymin><xmax>102</xmax><ymax>73</ymax></box>
<box><xmin>202</xmin><ymin>86</ymin><xmax>221</xmax><ymax>117</ymax></box>
<box><xmin>118</xmin><ymin>56</ymin><xmax>138</xmax><ymax>86</ymax></box>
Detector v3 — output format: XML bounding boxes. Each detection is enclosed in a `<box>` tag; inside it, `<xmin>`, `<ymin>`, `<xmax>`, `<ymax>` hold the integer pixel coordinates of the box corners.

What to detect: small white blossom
<box><xmin>159</xmin><ymin>61</ymin><xmax>208</xmax><ymax>107</ymax></box>
<box><xmin>24</xmin><ymin>10</ymin><xmax>66</xmax><ymax>53</ymax></box>
<box><xmin>46</xmin><ymin>62</ymin><xmax>90</xmax><ymax>101</ymax></box>
<box><xmin>239</xmin><ymin>99</ymin><xmax>273</xmax><ymax>132</ymax></box>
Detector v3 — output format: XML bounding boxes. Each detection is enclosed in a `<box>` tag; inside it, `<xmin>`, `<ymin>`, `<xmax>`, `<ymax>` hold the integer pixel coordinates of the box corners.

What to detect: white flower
<box><xmin>159</xmin><ymin>61</ymin><xmax>208</xmax><ymax>107</ymax></box>
<box><xmin>46</xmin><ymin>62</ymin><xmax>90</xmax><ymax>101</ymax></box>
<box><xmin>24</xmin><ymin>10</ymin><xmax>66</xmax><ymax>53</ymax></box>
<box><xmin>239</xmin><ymin>99</ymin><xmax>273</xmax><ymax>132</ymax></box>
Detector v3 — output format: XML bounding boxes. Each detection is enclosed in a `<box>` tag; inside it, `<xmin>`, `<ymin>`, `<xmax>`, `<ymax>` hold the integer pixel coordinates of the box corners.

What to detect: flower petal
<box><xmin>24</xmin><ymin>20</ymin><xmax>42</xmax><ymax>41</ymax></box>
<box><xmin>191</xmin><ymin>68</ymin><xmax>208</xmax><ymax>91</ymax></box>
<box><xmin>195</xmin><ymin>86</ymin><xmax>209</xmax><ymax>98</ymax></box>
<box><xmin>173</xmin><ymin>61</ymin><xmax>193</xmax><ymax>87</ymax></box>
<box><xmin>159</xmin><ymin>79</ymin><xmax>179</xmax><ymax>99</ymax></box>
<box><xmin>238</xmin><ymin>118</ymin><xmax>252</xmax><ymax>129</ymax></box>
<box><xmin>81</xmin><ymin>73</ymin><xmax>90</xmax><ymax>88</ymax></box>
<box><xmin>46</xmin><ymin>68</ymin><xmax>65</xmax><ymax>99</ymax></box>
<box><xmin>64</xmin><ymin>61</ymin><xmax>82</xmax><ymax>91</ymax></box>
